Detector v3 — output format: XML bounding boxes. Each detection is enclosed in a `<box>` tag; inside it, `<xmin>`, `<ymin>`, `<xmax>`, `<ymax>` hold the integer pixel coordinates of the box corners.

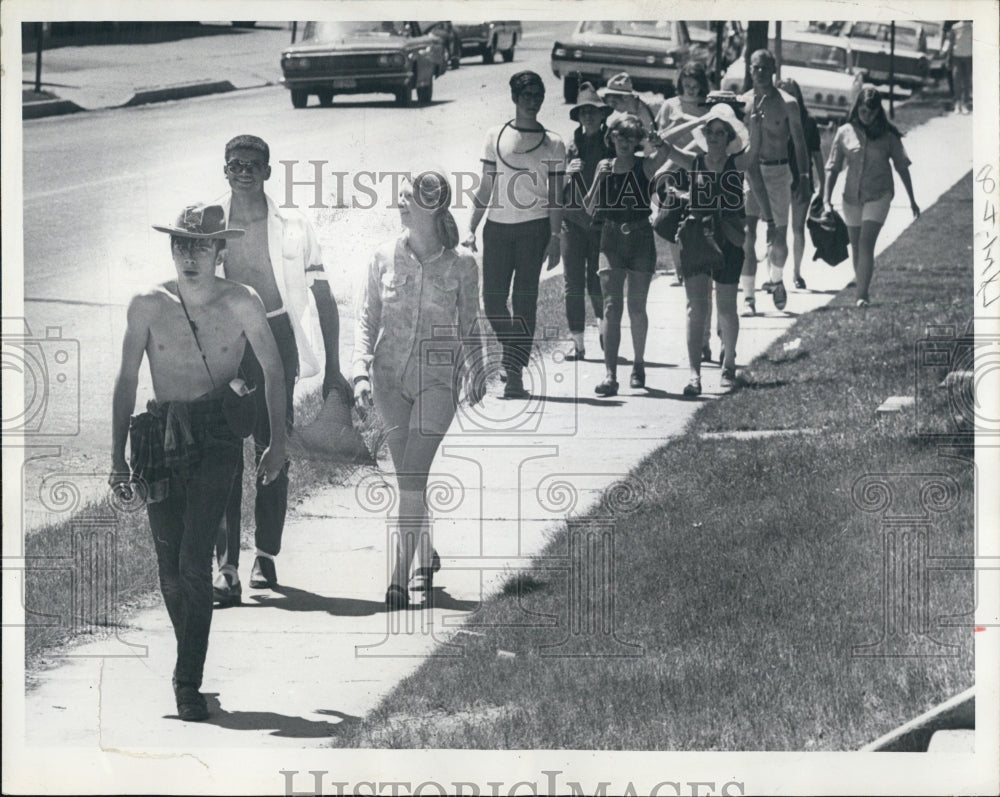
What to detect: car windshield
<box><xmin>302</xmin><ymin>21</ymin><xmax>409</xmax><ymax>42</ymax></box>
<box><xmin>580</xmin><ymin>20</ymin><xmax>675</xmax><ymax>41</ymax></box>
<box><xmin>773</xmin><ymin>39</ymin><xmax>848</xmax><ymax>71</ymax></box>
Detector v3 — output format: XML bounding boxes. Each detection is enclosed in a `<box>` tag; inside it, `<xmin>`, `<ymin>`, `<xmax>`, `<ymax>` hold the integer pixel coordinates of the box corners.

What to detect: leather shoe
<box><xmin>503</xmin><ymin>370</ymin><xmax>530</xmax><ymax>399</ymax></box>
<box><xmin>594</xmin><ymin>377</ymin><xmax>619</xmax><ymax>397</ymax></box>
<box><xmin>629</xmin><ymin>364</ymin><xmax>645</xmax><ymax>389</ymax></box>
<box><xmin>213</xmin><ymin>571</ymin><xmax>242</xmax><ymax>607</ymax></box>
<box><xmin>174</xmin><ymin>682</ymin><xmax>209</xmax><ymax>722</ymax></box>
<box><xmin>385</xmin><ymin>584</ymin><xmax>409</xmax><ymax>610</ymax></box>
<box><xmin>249</xmin><ymin>556</ymin><xmax>277</xmax><ymax>589</ymax></box>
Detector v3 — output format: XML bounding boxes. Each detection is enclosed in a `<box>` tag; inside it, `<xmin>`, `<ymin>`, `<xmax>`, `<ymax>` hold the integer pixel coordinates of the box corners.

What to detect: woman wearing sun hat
<box><xmin>584</xmin><ymin>112</ymin><xmax>671</xmax><ymax>396</ymax></box>
<box><xmin>599</xmin><ymin>72</ymin><xmax>658</xmax><ymax>132</ymax></box>
<box><xmin>658</xmin><ymin>102</ymin><xmax>765</xmax><ymax>395</ymax></box>
<box><xmin>561</xmin><ymin>82</ymin><xmax>613</xmax><ymax>361</ymax></box>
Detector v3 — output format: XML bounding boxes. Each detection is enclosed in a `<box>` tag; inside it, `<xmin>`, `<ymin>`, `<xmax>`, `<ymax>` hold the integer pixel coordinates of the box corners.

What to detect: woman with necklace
<box><xmin>585</xmin><ymin>112</ymin><xmax>671</xmax><ymax>397</ymax></box>
<box><xmin>658</xmin><ymin>103</ymin><xmax>767</xmax><ymax>395</ymax></box>
<box><xmin>463</xmin><ymin>71</ymin><xmax>566</xmax><ymax>399</ymax></box>
<box><xmin>354</xmin><ymin>171</ymin><xmax>485</xmax><ymax>610</ymax></box>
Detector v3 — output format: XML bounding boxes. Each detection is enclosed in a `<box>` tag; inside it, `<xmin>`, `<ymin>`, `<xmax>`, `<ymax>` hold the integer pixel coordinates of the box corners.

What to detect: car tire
<box><xmin>563</xmin><ymin>75</ymin><xmax>579</xmax><ymax>104</ymax></box>
<box><xmin>317</xmin><ymin>90</ymin><xmax>334</xmax><ymax>107</ymax></box>
<box><xmin>482</xmin><ymin>39</ymin><xmax>497</xmax><ymax>64</ymax></box>
<box><xmin>291</xmin><ymin>89</ymin><xmax>308</xmax><ymax>109</ymax></box>
<box><xmin>417</xmin><ymin>77</ymin><xmax>434</xmax><ymax>105</ymax></box>
<box><xmin>450</xmin><ymin>42</ymin><xmax>461</xmax><ymax>69</ymax></box>
<box><xmin>501</xmin><ymin>35</ymin><xmax>516</xmax><ymax>62</ymax></box>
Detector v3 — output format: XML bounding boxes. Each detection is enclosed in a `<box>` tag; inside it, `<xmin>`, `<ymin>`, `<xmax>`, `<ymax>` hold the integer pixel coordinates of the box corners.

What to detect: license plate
<box><xmin>332</xmin><ymin>78</ymin><xmax>356</xmax><ymax>89</ymax></box>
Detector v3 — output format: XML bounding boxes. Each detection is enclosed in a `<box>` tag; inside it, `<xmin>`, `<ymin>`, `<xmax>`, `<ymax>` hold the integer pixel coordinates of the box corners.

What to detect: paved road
<box><xmin>16</xmin><ymin>22</ymin><xmax>575</xmax><ymax>528</ymax></box>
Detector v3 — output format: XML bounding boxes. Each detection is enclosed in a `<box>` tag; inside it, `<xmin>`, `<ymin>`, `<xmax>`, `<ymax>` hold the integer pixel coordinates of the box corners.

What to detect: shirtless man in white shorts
<box><xmin>739</xmin><ymin>49</ymin><xmax>810</xmax><ymax>315</ymax></box>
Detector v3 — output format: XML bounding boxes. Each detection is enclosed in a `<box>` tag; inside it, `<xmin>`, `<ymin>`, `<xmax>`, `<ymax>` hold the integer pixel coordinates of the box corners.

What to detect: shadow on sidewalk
<box><xmin>250</xmin><ymin>586</ymin><xmax>383</xmax><ymax>616</ymax></box>
<box><xmin>186</xmin><ymin>695</ymin><xmax>360</xmax><ymax>738</ymax></box>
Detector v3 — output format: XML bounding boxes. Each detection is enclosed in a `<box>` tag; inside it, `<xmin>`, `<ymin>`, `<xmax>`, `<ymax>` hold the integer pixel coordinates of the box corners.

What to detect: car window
<box><xmin>773</xmin><ymin>38</ymin><xmax>848</xmax><ymax>71</ymax></box>
<box><xmin>302</xmin><ymin>21</ymin><xmax>409</xmax><ymax>41</ymax></box>
<box><xmin>580</xmin><ymin>20</ymin><xmax>675</xmax><ymax>41</ymax></box>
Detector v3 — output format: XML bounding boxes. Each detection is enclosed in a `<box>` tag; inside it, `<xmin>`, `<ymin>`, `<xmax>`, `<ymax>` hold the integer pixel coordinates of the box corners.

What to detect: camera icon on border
<box><xmin>914</xmin><ymin>322</ymin><xmax>1000</xmax><ymax>437</ymax></box>
<box><xmin>417</xmin><ymin>325</ymin><xmax>580</xmax><ymax>436</ymax></box>
<box><xmin>2</xmin><ymin>318</ymin><xmax>80</xmax><ymax>437</ymax></box>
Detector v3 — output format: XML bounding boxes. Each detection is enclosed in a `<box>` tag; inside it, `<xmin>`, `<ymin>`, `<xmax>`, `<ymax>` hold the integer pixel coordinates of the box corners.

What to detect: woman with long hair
<box><xmin>354</xmin><ymin>171</ymin><xmax>485</xmax><ymax>609</ymax></box>
<box><xmin>824</xmin><ymin>87</ymin><xmax>920</xmax><ymax>306</ymax></box>
<box><xmin>585</xmin><ymin>113</ymin><xmax>670</xmax><ymax>396</ymax></box>
<box><xmin>777</xmin><ymin>77</ymin><xmax>826</xmax><ymax>290</ymax></box>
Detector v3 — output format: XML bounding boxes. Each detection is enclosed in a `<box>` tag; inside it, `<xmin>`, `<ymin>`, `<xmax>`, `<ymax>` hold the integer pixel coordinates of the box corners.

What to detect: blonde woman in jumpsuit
<box><xmin>353</xmin><ymin>171</ymin><xmax>485</xmax><ymax>609</ymax></box>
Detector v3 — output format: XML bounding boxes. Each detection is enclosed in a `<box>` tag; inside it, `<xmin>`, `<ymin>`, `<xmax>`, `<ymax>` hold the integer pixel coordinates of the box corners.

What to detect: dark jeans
<box><xmin>216</xmin><ymin>313</ymin><xmax>297</xmax><ymax>569</ymax></box>
<box><xmin>146</xmin><ymin>401</ymin><xmax>241</xmax><ymax>688</ymax></box>
<box><xmin>482</xmin><ymin>217</ymin><xmax>552</xmax><ymax>371</ymax></box>
<box><xmin>561</xmin><ymin>221</ymin><xmax>604</xmax><ymax>333</ymax></box>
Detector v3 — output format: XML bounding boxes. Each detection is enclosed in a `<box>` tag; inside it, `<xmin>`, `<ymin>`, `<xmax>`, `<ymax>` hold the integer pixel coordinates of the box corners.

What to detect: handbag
<box><xmin>177</xmin><ymin>290</ymin><xmax>257</xmax><ymax>438</ymax></box>
<box><xmin>677</xmin><ymin>213</ymin><xmax>725</xmax><ymax>276</ymax></box>
<box><xmin>652</xmin><ymin>168</ymin><xmax>690</xmax><ymax>243</ymax></box>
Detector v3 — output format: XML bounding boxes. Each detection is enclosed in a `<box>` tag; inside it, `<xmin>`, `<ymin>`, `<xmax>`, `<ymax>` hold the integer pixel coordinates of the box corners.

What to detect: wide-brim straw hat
<box><xmin>598</xmin><ymin>72</ymin><xmax>636</xmax><ymax>97</ymax></box>
<box><xmin>690</xmin><ymin>102</ymin><xmax>750</xmax><ymax>156</ymax></box>
<box><xmin>152</xmin><ymin>203</ymin><xmax>244</xmax><ymax>239</ymax></box>
<box><xmin>570</xmin><ymin>82</ymin><xmax>612</xmax><ymax>122</ymax></box>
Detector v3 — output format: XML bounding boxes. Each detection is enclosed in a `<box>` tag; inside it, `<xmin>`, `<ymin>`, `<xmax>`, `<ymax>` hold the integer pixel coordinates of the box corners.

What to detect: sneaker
<box><xmin>741</xmin><ymin>297</ymin><xmax>756</xmax><ymax>317</ymax></box>
<box><xmin>250</xmin><ymin>556</ymin><xmax>278</xmax><ymax>590</ymax></box>
<box><xmin>503</xmin><ymin>369</ymin><xmax>530</xmax><ymax>399</ymax></box>
<box><xmin>174</xmin><ymin>683</ymin><xmax>209</xmax><ymax>722</ymax></box>
<box><xmin>594</xmin><ymin>377</ymin><xmax>619</xmax><ymax>397</ymax></box>
<box><xmin>212</xmin><ymin>571</ymin><xmax>242</xmax><ymax>607</ymax></box>
<box><xmin>629</xmin><ymin>364</ymin><xmax>645</xmax><ymax>389</ymax></box>
<box><xmin>772</xmin><ymin>281</ymin><xmax>787</xmax><ymax>311</ymax></box>
<box><xmin>793</xmin><ymin>276</ymin><xmax>806</xmax><ymax>290</ymax></box>
<box><xmin>856</xmin><ymin>298</ymin><xmax>870</xmax><ymax>308</ymax></box>
<box><xmin>720</xmin><ymin>367</ymin><xmax>737</xmax><ymax>391</ymax></box>
<box><xmin>682</xmin><ymin>377</ymin><xmax>702</xmax><ymax>397</ymax></box>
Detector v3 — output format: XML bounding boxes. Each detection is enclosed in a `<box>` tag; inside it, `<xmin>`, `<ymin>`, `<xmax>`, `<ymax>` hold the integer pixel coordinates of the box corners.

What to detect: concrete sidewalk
<box><xmin>13</xmin><ymin>110</ymin><xmax>973</xmax><ymax>771</ymax></box>
<box><xmin>22</xmin><ymin>25</ymin><xmax>291</xmax><ymax>117</ymax></box>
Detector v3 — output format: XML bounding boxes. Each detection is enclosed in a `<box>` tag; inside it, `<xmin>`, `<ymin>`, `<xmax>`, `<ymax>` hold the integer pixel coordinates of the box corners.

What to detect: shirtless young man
<box><xmin>739</xmin><ymin>49</ymin><xmax>810</xmax><ymax>315</ymax></box>
<box><xmin>110</xmin><ymin>203</ymin><xmax>286</xmax><ymax>721</ymax></box>
<box><xmin>213</xmin><ymin>134</ymin><xmax>351</xmax><ymax>602</ymax></box>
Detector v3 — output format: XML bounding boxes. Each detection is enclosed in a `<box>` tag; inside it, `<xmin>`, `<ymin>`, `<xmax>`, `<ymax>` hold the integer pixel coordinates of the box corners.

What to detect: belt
<box><xmin>759</xmin><ymin>158</ymin><xmax>790</xmax><ymax>166</ymax></box>
<box><xmin>606</xmin><ymin>219</ymin><xmax>650</xmax><ymax>235</ymax></box>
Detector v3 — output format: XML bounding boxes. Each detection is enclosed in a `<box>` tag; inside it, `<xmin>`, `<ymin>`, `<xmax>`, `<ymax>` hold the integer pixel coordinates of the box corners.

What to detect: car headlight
<box><xmin>285</xmin><ymin>57</ymin><xmax>309</xmax><ymax>70</ymax></box>
<box><xmin>826</xmin><ymin>93</ymin><xmax>835</xmax><ymax>104</ymax></box>
<box><xmin>645</xmin><ymin>55</ymin><xmax>656</xmax><ymax>65</ymax></box>
<box><xmin>554</xmin><ymin>47</ymin><xmax>567</xmax><ymax>57</ymax></box>
<box><xmin>814</xmin><ymin>91</ymin><xmax>823</xmax><ymax>103</ymax></box>
<box><xmin>838</xmin><ymin>95</ymin><xmax>848</xmax><ymax>106</ymax></box>
<box><xmin>663</xmin><ymin>55</ymin><xmax>674</xmax><ymax>66</ymax></box>
<box><xmin>573</xmin><ymin>49</ymin><xmax>583</xmax><ymax>58</ymax></box>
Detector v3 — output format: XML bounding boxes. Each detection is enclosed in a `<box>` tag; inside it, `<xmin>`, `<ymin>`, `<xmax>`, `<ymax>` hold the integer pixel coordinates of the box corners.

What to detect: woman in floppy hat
<box><xmin>354</xmin><ymin>170</ymin><xmax>486</xmax><ymax>609</ymax></box>
<box><xmin>657</xmin><ymin>102</ymin><xmax>767</xmax><ymax>395</ymax></box>
<box><xmin>599</xmin><ymin>72</ymin><xmax>658</xmax><ymax>132</ymax></box>
<box><xmin>584</xmin><ymin>112</ymin><xmax>672</xmax><ymax>396</ymax></box>
<box><xmin>561</xmin><ymin>82</ymin><xmax>613</xmax><ymax>361</ymax></box>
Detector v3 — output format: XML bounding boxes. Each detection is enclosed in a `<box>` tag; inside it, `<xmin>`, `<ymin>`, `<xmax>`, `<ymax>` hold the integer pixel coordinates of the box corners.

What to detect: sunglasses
<box><xmin>225</xmin><ymin>158</ymin><xmax>267</xmax><ymax>175</ymax></box>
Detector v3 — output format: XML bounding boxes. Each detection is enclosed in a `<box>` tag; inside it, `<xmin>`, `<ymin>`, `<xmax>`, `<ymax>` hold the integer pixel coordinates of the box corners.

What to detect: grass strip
<box><xmin>335</xmin><ymin>174</ymin><xmax>976</xmax><ymax>750</ymax></box>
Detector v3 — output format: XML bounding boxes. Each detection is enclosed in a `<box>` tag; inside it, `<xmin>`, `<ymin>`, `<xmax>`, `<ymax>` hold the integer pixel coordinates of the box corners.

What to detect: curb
<box><xmin>23</xmin><ymin>78</ymin><xmax>269</xmax><ymax>119</ymax></box>
<box><xmin>860</xmin><ymin>687</ymin><xmax>975</xmax><ymax>752</ymax></box>
<box><xmin>122</xmin><ymin>79</ymin><xmax>236</xmax><ymax>107</ymax></box>
<box><xmin>22</xmin><ymin>98</ymin><xmax>84</xmax><ymax>119</ymax></box>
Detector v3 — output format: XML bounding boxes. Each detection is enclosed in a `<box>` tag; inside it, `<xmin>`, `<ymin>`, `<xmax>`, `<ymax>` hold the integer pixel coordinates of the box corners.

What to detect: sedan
<box><xmin>838</xmin><ymin>20</ymin><xmax>931</xmax><ymax>89</ymax></box>
<box><xmin>721</xmin><ymin>32</ymin><xmax>864</xmax><ymax>122</ymax></box>
<box><xmin>551</xmin><ymin>20</ymin><xmax>692</xmax><ymax>103</ymax></box>
<box><xmin>279</xmin><ymin>21</ymin><xmax>447</xmax><ymax>108</ymax></box>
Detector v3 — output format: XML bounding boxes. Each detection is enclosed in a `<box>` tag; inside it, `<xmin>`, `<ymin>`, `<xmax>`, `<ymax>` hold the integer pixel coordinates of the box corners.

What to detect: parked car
<box><xmin>551</xmin><ymin>20</ymin><xmax>693</xmax><ymax>103</ymax></box>
<box><xmin>423</xmin><ymin>21</ymin><xmax>462</xmax><ymax>69</ymax></box>
<box><xmin>837</xmin><ymin>20</ymin><xmax>931</xmax><ymax>89</ymax></box>
<box><xmin>918</xmin><ymin>20</ymin><xmax>948</xmax><ymax>79</ymax></box>
<box><xmin>721</xmin><ymin>30</ymin><xmax>864</xmax><ymax>122</ymax></box>
<box><xmin>685</xmin><ymin>21</ymin><xmax>744</xmax><ymax>84</ymax></box>
<box><xmin>453</xmin><ymin>21</ymin><xmax>522</xmax><ymax>64</ymax></box>
<box><xmin>279</xmin><ymin>21</ymin><xmax>447</xmax><ymax>108</ymax></box>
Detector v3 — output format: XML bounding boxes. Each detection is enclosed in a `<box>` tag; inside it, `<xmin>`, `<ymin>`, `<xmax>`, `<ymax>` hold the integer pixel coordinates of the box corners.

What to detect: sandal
<box><xmin>385</xmin><ymin>584</ymin><xmax>409</xmax><ymax>610</ymax></box>
<box><xmin>682</xmin><ymin>377</ymin><xmax>702</xmax><ymax>397</ymax></box>
<box><xmin>629</xmin><ymin>364</ymin><xmax>645</xmax><ymax>389</ymax></box>
<box><xmin>594</xmin><ymin>377</ymin><xmax>619</xmax><ymax>397</ymax></box>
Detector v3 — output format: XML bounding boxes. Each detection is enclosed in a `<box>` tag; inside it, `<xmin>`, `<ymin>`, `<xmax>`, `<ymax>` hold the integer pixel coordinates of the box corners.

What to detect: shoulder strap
<box><xmin>177</xmin><ymin>288</ymin><xmax>217</xmax><ymax>389</ymax></box>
